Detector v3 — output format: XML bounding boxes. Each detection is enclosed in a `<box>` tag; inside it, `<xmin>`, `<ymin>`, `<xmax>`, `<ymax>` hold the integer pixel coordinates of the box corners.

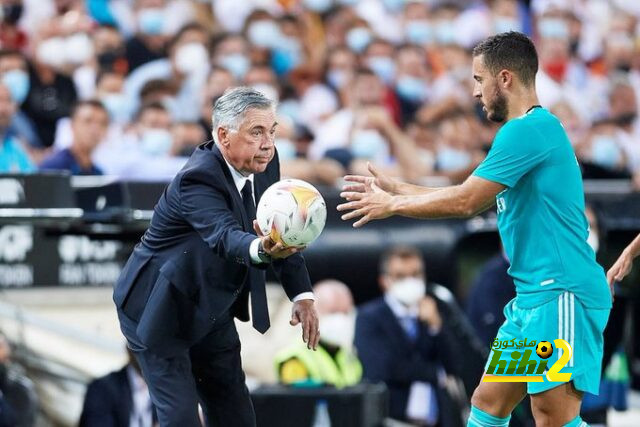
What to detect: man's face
<box><xmin>472</xmin><ymin>54</ymin><xmax>508</xmax><ymax>123</ymax></box>
<box><xmin>353</xmin><ymin>74</ymin><xmax>384</xmax><ymax>106</ymax></box>
<box><xmin>138</xmin><ymin>108</ymin><xmax>171</xmax><ymax>131</ymax></box>
<box><xmin>382</xmin><ymin>256</ymin><xmax>425</xmax><ymax>291</ymax></box>
<box><xmin>219</xmin><ymin>107</ymin><xmax>277</xmax><ymax>175</ymax></box>
<box><xmin>0</xmin><ymin>54</ymin><xmax>26</xmax><ymax>74</ymax></box>
<box><xmin>71</xmin><ymin>105</ymin><xmax>109</xmax><ymax>151</ymax></box>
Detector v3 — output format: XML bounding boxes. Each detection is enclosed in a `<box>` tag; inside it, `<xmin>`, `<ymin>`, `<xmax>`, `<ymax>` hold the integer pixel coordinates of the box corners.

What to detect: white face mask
<box><xmin>319</xmin><ymin>312</ymin><xmax>355</xmax><ymax>348</ymax></box>
<box><xmin>175</xmin><ymin>42</ymin><xmax>209</xmax><ymax>75</ymax></box>
<box><xmin>37</xmin><ymin>37</ymin><xmax>67</xmax><ymax>69</ymax></box>
<box><xmin>65</xmin><ymin>33</ymin><xmax>94</xmax><ymax>65</ymax></box>
<box><xmin>388</xmin><ymin>277</ymin><xmax>425</xmax><ymax>307</ymax></box>
<box><xmin>140</xmin><ymin>128</ymin><xmax>173</xmax><ymax>157</ymax></box>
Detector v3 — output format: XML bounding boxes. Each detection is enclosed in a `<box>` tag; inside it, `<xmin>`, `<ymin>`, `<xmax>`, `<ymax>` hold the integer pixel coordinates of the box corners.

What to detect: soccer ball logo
<box><xmin>536</xmin><ymin>341</ymin><xmax>553</xmax><ymax>359</ymax></box>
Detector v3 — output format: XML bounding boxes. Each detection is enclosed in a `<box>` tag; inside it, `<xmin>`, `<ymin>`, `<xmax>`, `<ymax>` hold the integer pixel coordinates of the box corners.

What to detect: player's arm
<box><xmin>343</xmin><ymin>162</ymin><xmax>443</xmax><ymax>196</ymax></box>
<box><xmin>607</xmin><ymin>232</ymin><xmax>640</xmax><ymax>284</ymax></box>
<box><xmin>338</xmin><ymin>175</ymin><xmax>505</xmax><ymax>227</ymax></box>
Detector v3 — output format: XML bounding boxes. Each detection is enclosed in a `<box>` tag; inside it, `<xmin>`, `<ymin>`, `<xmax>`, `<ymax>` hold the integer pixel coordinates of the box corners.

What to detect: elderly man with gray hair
<box><xmin>113</xmin><ymin>87</ymin><xmax>319</xmax><ymax>426</ymax></box>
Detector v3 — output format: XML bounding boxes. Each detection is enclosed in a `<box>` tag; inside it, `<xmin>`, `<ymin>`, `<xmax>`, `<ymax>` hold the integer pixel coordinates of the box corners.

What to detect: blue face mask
<box><xmin>590</xmin><ymin>135</ymin><xmax>622</xmax><ymax>169</ymax></box>
<box><xmin>494</xmin><ymin>16</ymin><xmax>522</xmax><ymax>34</ymax></box>
<box><xmin>219</xmin><ymin>54</ymin><xmax>250</xmax><ymax>80</ymax></box>
<box><xmin>247</xmin><ymin>20</ymin><xmax>282</xmax><ymax>49</ymax></box>
<box><xmin>436</xmin><ymin>146</ymin><xmax>472</xmax><ymax>171</ymax></box>
<box><xmin>303</xmin><ymin>0</ymin><xmax>333</xmax><ymax>13</ymax></box>
<box><xmin>538</xmin><ymin>18</ymin><xmax>569</xmax><ymax>40</ymax></box>
<box><xmin>327</xmin><ymin>69</ymin><xmax>349</xmax><ymax>89</ymax></box>
<box><xmin>140</xmin><ymin>128</ymin><xmax>173</xmax><ymax>157</ymax></box>
<box><xmin>271</xmin><ymin>37</ymin><xmax>302</xmax><ymax>76</ymax></box>
<box><xmin>434</xmin><ymin>21</ymin><xmax>457</xmax><ymax>45</ymax></box>
<box><xmin>405</xmin><ymin>20</ymin><xmax>433</xmax><ymax>45</ymax></box>
<box><xmin>367</xmin><ymin>56</ymin><xmax>396</xmax><ymax>85</ymax></box>
<box><xmin>396</xmin><ymin>76</ymin><xmax>428</xmax><ymax>103</ymax></box>
<box><xmin>382</xmin><ymin>0</ymin><xmax>405</xmax><ymax>13</ymax></box>
<box><xmin>137</xmin><ymin>8</ymin><xmax>165</xmax><ymax>35</ymax></box>
<box><xmin>2</xmin><ymin>69</ymin><xmax>29</xmax><ymax>104</ymax></box>
<box><xmin>346</xmin><ymin>28</ymin><xmax>372</xmax><ymax>53</ymax></box>
<box><xmin>350</xmin><ymin>129</ymin><xmax>388</xmax><ymax>160</ymax></box>
<box><xmin>101</xmin><ymin>93</ymin><xmax>128</xmax><ymax>124</ymax></box>
<box><xmin>275</xmin><ymin>138</ymin><xmax>297</xmax><ymax>161</ymax></box>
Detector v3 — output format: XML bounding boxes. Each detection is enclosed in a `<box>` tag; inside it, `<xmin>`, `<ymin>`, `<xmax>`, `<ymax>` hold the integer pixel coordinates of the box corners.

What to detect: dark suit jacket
<box><xmin>79</xmin><ymin>367</ymin><xmax>133</xmax><ymax>427</ymax></box>
<box><xmin>354</xmin><ymin>297</ymin><xmax>459</xmax><ymax>422</ymax></box>
<box><xmin>113</xmin><ymin>141</ymin><xmax>312</xmax><ymax>356</ymax></box>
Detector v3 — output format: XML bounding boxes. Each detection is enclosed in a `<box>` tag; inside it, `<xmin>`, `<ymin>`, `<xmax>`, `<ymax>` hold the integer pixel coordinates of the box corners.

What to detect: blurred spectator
<box><xmin>323</xmin><ymin>45</ymin><xmax>357</xmax><ymax>94</ymax></box>
<box><xmin>125</xmin><ymin>0</ymin><xmax>168</xmax><ymax>72</ymax></box>
<box><xmin>355</xmin><ymin>246</ymin><xmax>461</xmax><ymax>426</ymax></box>
<box><xmin>79</xmin><ymin>347</ymin><xmax>155</xmax><ymax>427</ymax></box>
<box><xmin>199</xmin><ymin>66</ymin><xmax>235</xmax><ymax>136</ymax></box>
<box><xmin>40</xmin><ymin>100</ymin><xmax>108</xmax><ymax>175</ymax></box>
<box><xmin>0</xmin><ymin>0</ymin><xmax>27</xmax><ymax>50</ymax></box>
<box><xmin>171</xmin><ymin>121</ymin><xmax>205</xmax><ymax>157</ymax></box>
<box><xmin>124</xmin><ymin>22</ymin><xmax>210</xmax><ymax>122</ymax></box>
<box><xmin>0</xmin><ymin>332</ymin><xmax>38</xmax><ymax>427</ymax></box>
<box><xmin>466</xmin><ymin>248</ymin><xmax>515</xmax><ymax>348</ymax></box>
<box><xmin>575</xmin><ymin>118</ymin><xmax>631</xmax><ymax>179</ymax></box>
<box><xmin>0</xmin><ymin>82</ymin><xmax>34</xmax><ymax>173</ymax></box>
<box><xmin>22</xmin><ymin>32</ymin><xmax>78</xmax><ymax>148</ymax></box>
<box><xmin>275</xmin><ymin>280</ymin><xmax>362</xmax><ymax>388</ymax></box>
<box><xmin>393</xmin><ymin>44</ymin><xmax>430</xmax><ymax>124</ymax></box>
<box><xmin>210</xmin><ymin>32</ymin><xmax>250</xmax><ymax>82</ymax></box>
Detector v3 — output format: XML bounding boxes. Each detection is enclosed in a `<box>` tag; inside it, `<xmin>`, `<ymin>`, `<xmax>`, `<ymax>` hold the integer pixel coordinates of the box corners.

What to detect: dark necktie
<box><xmin>241</xmin><ymin>180</ymin><xmax>270</xmax><ymax>333</ymax></box>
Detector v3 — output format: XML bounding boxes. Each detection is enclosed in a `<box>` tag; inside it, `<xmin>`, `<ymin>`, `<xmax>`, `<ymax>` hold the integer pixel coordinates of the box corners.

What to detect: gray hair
<box><xmin>211</xmin><ymin>87</ymin><xmax>275</xmax><ymax>143</ymax></box>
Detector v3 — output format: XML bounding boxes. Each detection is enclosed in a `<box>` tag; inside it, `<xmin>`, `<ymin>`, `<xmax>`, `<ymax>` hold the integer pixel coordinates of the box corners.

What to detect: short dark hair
<box><xmin>379</xmin><ymin>246</ymin><xmax>424</xmax><ymax>276</ymax></box>
<box><xmin>135</xmin><ymin>101</ymin><xmax>167</xmax><ymax>121</ymax></box>
<box><xmin>70</xmin><ymin>99</ymin><xmax>108</xmax><ymax>119</ymax></box>
<box><xmin>472</xmin><ymin>31</ymin><xmax>538</xmax><ymax>87</ymax></box>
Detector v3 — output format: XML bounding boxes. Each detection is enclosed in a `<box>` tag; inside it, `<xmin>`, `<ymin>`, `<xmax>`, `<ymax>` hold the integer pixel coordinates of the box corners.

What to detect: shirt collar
<box><xmin>222</xmin><ymin>154</ymin><xmax>254</xmax><ymax>195</ymax></box>
<box><xmin>384</xmin><ymin>293</ymin><xmax>418</xmax><ymax>318</ymax></box>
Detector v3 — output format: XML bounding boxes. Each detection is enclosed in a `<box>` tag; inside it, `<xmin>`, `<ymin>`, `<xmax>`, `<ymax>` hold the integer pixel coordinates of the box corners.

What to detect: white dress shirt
<box><xmin>127</xmin><ymin>365</ymin><xmax>153</xmax><ymax>427</ymax></box>
<box><xmin>222</xmin><ymin>156</ymin><xmax>314</xmax><ymax>303</ymax></box>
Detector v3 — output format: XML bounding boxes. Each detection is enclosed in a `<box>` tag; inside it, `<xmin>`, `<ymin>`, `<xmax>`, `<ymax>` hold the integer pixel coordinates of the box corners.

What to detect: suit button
<box><xmin>209</xmin><ymin>315</ymin><xmax>216</xmax><ymax>322</ymax></box>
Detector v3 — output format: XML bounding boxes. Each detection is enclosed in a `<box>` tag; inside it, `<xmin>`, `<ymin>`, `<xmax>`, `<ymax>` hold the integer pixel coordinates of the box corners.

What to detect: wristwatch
<box><xmin>257</xmin><ymin>241</ymin><xmax>272</xmax><ymax>264</ymax></box>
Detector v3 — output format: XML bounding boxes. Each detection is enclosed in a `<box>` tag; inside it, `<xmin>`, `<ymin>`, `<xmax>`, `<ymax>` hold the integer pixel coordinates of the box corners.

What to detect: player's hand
<box><xmin>253</xmin><ymin>220</ymin><xmax>305</xmax><ymax>259</ymax></box>
<box><xmin>337</xmin><ymin>182</ymin><xmax>394</xmax><ymax>228</ymax></box>
<box><xmin>342</xmin><ymin>162</ymin><xmax>399</xmax><ymax>195</ymax></box>
<box><xmin>418</xmin><ymin>296</ymin><xmax>442</xmax><ymax>332</ymax></box>
<box><xmin>606</xmin><ymin>250</ymin><xmax>634</xmax><ymax>298</ymax></box>
<box><xmin>290</xmin><ymin>299</ymin><xmax>320</xmax><ymax>350</ymax></box>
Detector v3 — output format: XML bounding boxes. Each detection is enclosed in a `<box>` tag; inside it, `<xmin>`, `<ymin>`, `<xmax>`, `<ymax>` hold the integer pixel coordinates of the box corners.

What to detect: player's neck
<box><xmin>507</xmin><ymin>91</ymin><xmax>540</xmax><ymax>121</ymax></box>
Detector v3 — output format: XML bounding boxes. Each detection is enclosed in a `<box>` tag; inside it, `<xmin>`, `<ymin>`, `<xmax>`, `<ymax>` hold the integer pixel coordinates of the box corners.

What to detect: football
<box><xmin>256</xmin><ymin>179</ymin><xmax>327</xmax><ymax>247</ymax></box>
<box><xmin>536</xmin><ymin>341</ymin><xmax>554</xmax><ymax>359</ymax></box>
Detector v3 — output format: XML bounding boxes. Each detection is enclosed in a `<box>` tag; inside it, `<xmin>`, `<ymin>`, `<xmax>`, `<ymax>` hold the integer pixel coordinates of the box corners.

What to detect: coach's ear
<box><xmin>217</xmin><ymin>126</ymin><xmax>230</xmax><ymax>147</ymax></box>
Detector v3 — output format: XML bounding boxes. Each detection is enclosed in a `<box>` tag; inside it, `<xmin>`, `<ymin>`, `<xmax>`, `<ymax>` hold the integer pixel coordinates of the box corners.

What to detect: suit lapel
<box><xmin>210</xmin><ymin>143</ymin><xmax>251</xmax><ymax>231</ymax></box>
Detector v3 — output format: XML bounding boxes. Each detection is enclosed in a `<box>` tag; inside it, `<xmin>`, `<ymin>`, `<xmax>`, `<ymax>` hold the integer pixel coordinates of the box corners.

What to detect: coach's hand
<box><xmin>253</xmin><ymin>221</ymin><xmax>305</xmax><ymax>259</ymax></box>
<box><xmin>342</xmin><ymin>162</ymin><xmax>399</xmax><ymax>195</ymax></box>
<box><xmin>291</xmin><ymin>299</ymin><xmax>320</xmax><ymax>350</ymax></box>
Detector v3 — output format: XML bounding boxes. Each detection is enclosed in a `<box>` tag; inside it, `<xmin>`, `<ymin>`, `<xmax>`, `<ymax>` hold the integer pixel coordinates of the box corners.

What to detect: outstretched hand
<box><xmin>342</xmin><ymin>162</ymin><xmax>398</xmax><ymax>195</ymax></box>
<box><xmin>290</xmin><ymin>299</ymin><xmax>320</xmax><ymax>350</ymax></box>
<box><xmin>337</xmin><ymin>181</ymin><xmax>394</xmax><ymax>228</ymax></box>
<box><xmin>253</xmin><ymin>221</ymin><xmax>305</xmax><ymax>259</ymax></box>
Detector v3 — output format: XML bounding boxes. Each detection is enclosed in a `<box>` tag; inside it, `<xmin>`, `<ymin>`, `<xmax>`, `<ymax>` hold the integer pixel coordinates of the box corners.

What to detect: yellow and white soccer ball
<box><xmin>256</xmin><ymin>179</ymin><xmax>327</xmax><ymax>247</ymax></box>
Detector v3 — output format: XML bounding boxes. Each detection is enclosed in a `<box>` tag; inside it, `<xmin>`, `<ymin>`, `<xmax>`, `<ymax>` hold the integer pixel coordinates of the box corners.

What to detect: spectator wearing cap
<box><xmin>40</xmin><ymin>100</ymin><xmax>108</xmax><ymax>175</ymax></box>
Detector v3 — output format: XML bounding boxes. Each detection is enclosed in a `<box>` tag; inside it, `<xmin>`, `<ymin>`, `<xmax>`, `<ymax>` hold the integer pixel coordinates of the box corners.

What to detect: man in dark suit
<box><xmin>354</xmin><ymin>246</ymin><xmax>461</xmax><ymax>426</ymax></box>
<box><xmin>79</xmin><ymin>349</ymin><xmax>155</xmax><ymax>427</ymax></box>
<box><xmin>113</xmin><ymin>87</ymin><xmax>320</xmax><ymax>426</ymax></box>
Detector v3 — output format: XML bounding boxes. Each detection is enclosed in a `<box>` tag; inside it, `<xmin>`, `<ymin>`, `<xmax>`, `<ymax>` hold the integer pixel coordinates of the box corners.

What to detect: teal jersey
<box><xmin>473</xmin><ymin>107</ymin><xmax>611</xmax><ymax>309</ymax></box>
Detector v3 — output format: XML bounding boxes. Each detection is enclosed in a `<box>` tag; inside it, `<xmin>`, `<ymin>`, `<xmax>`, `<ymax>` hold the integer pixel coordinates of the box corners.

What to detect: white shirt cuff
<box><xmin>292</xmin><ymin>292</ymin><xmax>315</xmax><ymax>302</ymax></box>
<box><xmin>249</xmin><ymin>238</ymin><xmax>263</xmax><ymax>264</ymax></box>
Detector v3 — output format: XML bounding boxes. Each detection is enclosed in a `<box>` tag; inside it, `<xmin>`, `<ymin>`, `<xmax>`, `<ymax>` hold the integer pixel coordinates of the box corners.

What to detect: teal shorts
<box><xmin>485</xmin><ymin>291</ymin><xmax>610</xmax><ymax>394</ymax></box>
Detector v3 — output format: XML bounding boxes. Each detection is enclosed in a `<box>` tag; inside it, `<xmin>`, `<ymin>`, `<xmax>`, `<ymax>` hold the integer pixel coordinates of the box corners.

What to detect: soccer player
<box><xmin>337</xmin><ymin>32</ymin><xmax>612</xmax><ymax>427</ymax></box>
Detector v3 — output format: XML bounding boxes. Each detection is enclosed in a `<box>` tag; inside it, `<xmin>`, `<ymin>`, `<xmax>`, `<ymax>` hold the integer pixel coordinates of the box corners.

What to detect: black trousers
<box><xmin>118</xmin><ymin>311</ymin><xmax>255</xmax><ymax>427</ymax></box>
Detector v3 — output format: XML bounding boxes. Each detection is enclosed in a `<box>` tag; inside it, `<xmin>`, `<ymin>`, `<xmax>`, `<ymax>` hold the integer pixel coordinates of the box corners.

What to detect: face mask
<box><xmin>65</xmin><ymin>33</ymin><xmax>95</xmax><ymax>65</ymax></box>
<box><xmin>276</xmin><ymin>138</ymin><xmax>297</xmax><ymax>160</ymax></box>
<box><xmin>140</xmin><ymin>128</ymin><xmax>173</xmax><ymax>156</ymax></box>
<box><xmin>350</xmin><ymin>129</ymin><xmax>388</xmax><ymax>160</ymax></box>
<box><xmin>327</xmin><ymin>69</ymin><xmax>349</xmax><ymax>89</ymax></box>
<box><xmin>303</xmin><ymin>0</ymin><xmax>333</xmax><ymax>13</ymax></box>
<box><xmin>434</xmin><ymin>21</ymin><xmax>457</xmax><ymax>45</ymax></box>
<box><xmin>175</xmin><ymin>43</ymin><xmax>209</xmax><ymax>75</ymax></box>
<box><xmin>367</xmin><ymin>56</ymin><xmax>396</xmax><ymax>85</ymax></box>
<box><xmin>396</xmin><ymin>75</ymin><xmax>428</xmax><ymax>102</ymax></box>
<box><xmin>277</xmin><ymin>99</ymin><xmax>300</xmax><ymax>123</ymax></box>
<box><xmin>219</xmin><ymin>54</ymin><xmax>250</xmax><ymax>80</ymax></box>
<box><xmin>388</xmin><ymin>277</ymin><xmax>425</xmax><ymax>307</ymax></box>
<box><xmin>2</xmin><ymin>69</ymin><xmax>29</xmax><ymax>104</ymax></box>
<box><xmin>494</xmin><ymin>16</ymin><xmax>521</xmax><ymax>34</ymax></box>
<box><xmin>319</xmin><ymin>312</ymin><xmax>354</xmax><ymax>348</ymax></box>
<box><xmin>405</xmin><ymin>20</ymin><xmax>433</xmax><ymax>45</ymax></box>
<box><xmin>101</xmin><ymin>92</ymin><xmax>128</xmax><ymax>124</ymax></box>
<box><xmin>137</xmin><ymin>8</ymin><xmax>165</xmax><ymax>35</ymax></box>
<box><xmin>538</xmin><ymin>18</ymin><xmax>569</xmax><ymax>40</ymax></box>
<box><xmin>271</xmin><ymin>37</ymin><xmax>302</xmax><ymax>75</ymax></box>
<box><xmin>247</xmin><ymin>20</ymin><xmax>282</xmax><ymax>49</ymax></box>
<box><xmin>37</xmin><ymin>37</ymin><xmax>67</xmax><ymax>69</ymax></box>
<box><xmin>587</xmin><ymin>229</ymin><xmax>599</xmax><ymax>253</ymax></box>
<box><xmin>382</xmin><ymin>0</ymin><xmax>405</xmax><ymax>13</ymax></box>
<box><xmin>436</xmin><ymin>146</ymin><xmax>472</xmax><ymax>171</ymax></box>
<box><xmin>346</xmin><ymin>27</ymin><xmax>372</xmax><ymax>53</ymax></box>
<box><xmin>2</xmin><ymin>4</ymin><xmax>23</xmax><ymax>24</ymax></box>
<box><xmin>590</xmin><ymin>135</ymin><xmax>622</xmax><ymax>169</ymax></box>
